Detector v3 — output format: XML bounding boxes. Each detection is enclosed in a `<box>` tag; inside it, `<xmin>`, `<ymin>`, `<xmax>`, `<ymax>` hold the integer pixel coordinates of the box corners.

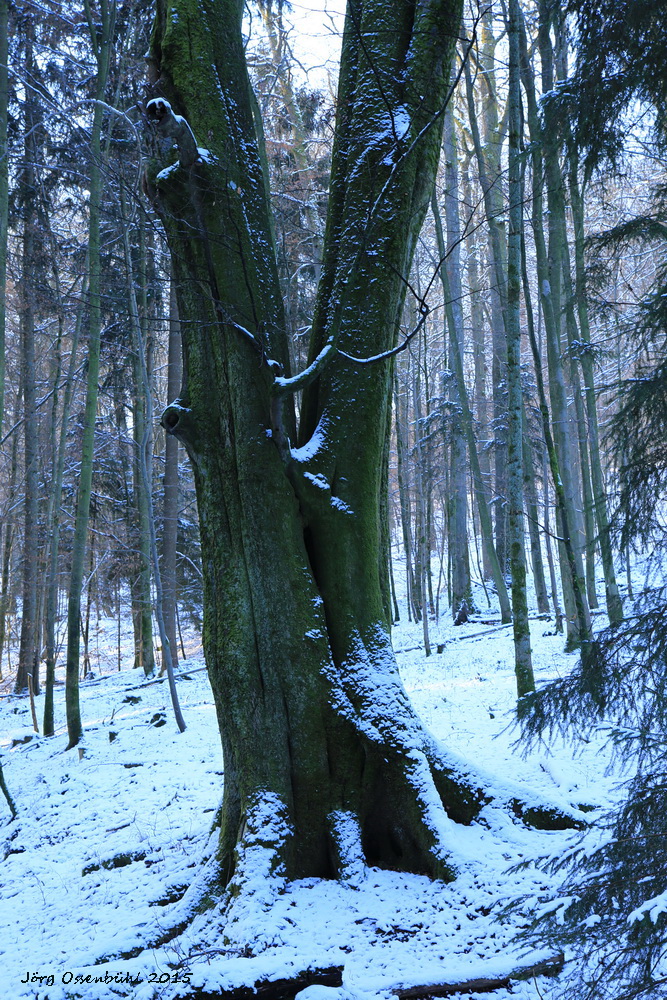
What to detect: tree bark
<box><xmin>129</xmin><ymin>212</ymin><xmax>155</xmax><ymax>677</ymax></box>
<box><xmin>506</xmin><ymin>0</ymin><xmax>534</xmax><ymax>695</ymax></box>
<box><xmin>519</xmin><ymin>4</ymin><xmax>591</xmax><ymax>648</ymax></box>
<box><xmin>465</xmin><ymin>15</ymin><xmax>509</xmax><ymax>573</ymax></box>
<box><xmin>148</xmin><ymin>0</ymin><xmax>485</xmax><ymax>886</ymax></box>
<box><xmin>441</xmin><ymin>98</ymin><xmax>472</xmax><ymax>618</ymax></box>
<box><xmin>432</xmin><ymin>194</ymin><xmax>512</xmax><ymax>624</ymax></box>
<box><xmin>567</xmin><ymin>154</ymin><xmax>623</xmax><ymax>624</ymax></box>
<box><xmin>15</xmin><ymin>16</ymin><xmax>41</xmax><ymax>695</ymax></box>
<box><xmin>161</xmin><ymin>279</ymin><xmax>181</xmax><ymax>672</ymax></box>
<box><xmin>65</xmin><ymin>0</ymin><xmax>116</xmax><ymax>746</ymax></box>
<box><xmin>43</xmin><ymin>281</ymin><xmax>86</xmax><ymax>735</ymax></box>
<box><xmin>0</xmin><ymin>0</ymin><xmax>8</xmax><ymax>436</ymax></box>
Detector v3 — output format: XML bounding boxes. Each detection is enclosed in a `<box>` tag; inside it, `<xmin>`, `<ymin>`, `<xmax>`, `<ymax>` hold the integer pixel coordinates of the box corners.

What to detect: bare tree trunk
<box><xmin>522</xmin><ymin>409</ymin><xmax>550</xmax><ymax>615</ymax></box>
<box><xmin>160</xmin><ymin>279</ymin><xmax>181</xmax><ymax>673</ymax></box>
<box><xmin>519</xmin><ymin>3</ymin><xmax>591</xmax><ymax>647</ymax></box>
<box><xmin>567</xmin><ymin>155</ymin><xmax>623</xmax><ymax>624</ymax></box>
<box><xmin>468</xmin><ymin>9</ymin><xmax>509</xmax><ymax>572</ymax></box>
<box><xmin>16</xmin><ymin>17</ymin><xmax>41</xmax><ymax>695</ymax></box>
<box><xmin>441</xmin><ymin>98</ymin><xmax>472</xmax><ymax>617</ymax></box>
<box><xmin>432</xmin><ymin>194</ymin><xmax>512</xmax><ymax>623</ymax></box>
<box><xmin>506</xmin><ymin>0</ymin><xmax>534</xmax><ymax>695</ymax></box>
<box><xmin>120</xmin><ymin>187</ymin><xmax>185</xmax><ymax>731</ymax></box>
<box><xmin>43</xmin><ymin>282</ymin><xmax>86</xmax><ymax>734</ymax></box>
<box><xmin>395</xmin><ymin>373</ymin><xmax>418</xmax><ymax>622</ymax></box>
<box><xmin>412</xmin><ymin>364</ymin><xmax>431</xmax><ymax>654</ymax></box>
<box><xmin>0</xmin><ymin>399</ymin><xmax>18</xmax><ymax>679</ymax></box>
<box><xmin>65</xmin><ymin>0</ymin><xmax>116</xmax><ymax>747</ymax></box>
<box><xmin>463</xmin><ymin>162</ymin><xmax>493</xmax><ymax>581</ymax></box>
<box><xmin>0</xmin><ymin>0</ymin><xmax>8</xmax><ymax>436</ymax></box>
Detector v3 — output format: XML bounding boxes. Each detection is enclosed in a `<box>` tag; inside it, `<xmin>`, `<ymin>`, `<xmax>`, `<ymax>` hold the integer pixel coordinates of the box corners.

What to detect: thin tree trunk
<box><xmin>395</xmin><ymin>374</ymin><xmax>418</xmax><ymax>622</ymax></box>
<box><xmin>522</xmin><ymin>410</ymin><xmax>550</xmax><ymax>615</ymax></box>
<box><xmin>43</xmin><ymin>281</ymin><xmax>86</xmax><ymax>735</ymax></box>
<box><xmin>542</xmin><ymin>440</ymin><xmax>563</xmax><ymax>631</ymax></box>
<box><xmin>0</xmin><ymin>755</ymin><xmax>16</xmax><ymax>818</ymax></box>
<box><xmin>65</xmin><ymin>0</ymin><xmax>116</xmax><ymax>747</ymax></box>
<box><xmin>506</xmin><ymin>0</ymin><xmax>534</xmax><ymax>695</ymax></box>
<box><xmin>161</xmin><ymin>280</ymin><xmax>181</xmax><ymax>674</ymax></box>
<box><xmin>466</xmin><ymin>16</ymin><xmax>509</xmax><ymax>571</ymax></box>
<box><xmin>442</xmin><ymin>98</ymin><xmax>472</xmax><ymax>617</ymax></box>
<box><xmin>0</xmin><ymin>403</ymin><xmax>18</xmax><ymax>679</ymax></box>
<box><xmin>16</xmin><ymin>18</ymin><xmax>41</xmax><ymax>695</ymax></box>
<box><xmin>129</xmin><ymin>214</ymin><xmax>155</xmax><ymax>677</ymax></box>
<box><xmin>412</xmin><ymin>366</ymin><xmax>431</xmax><ymax>655</ymax></box>
<box><xmin>120</xmin><ymin>187</ymin><xmax>185</xmax><ymax>731</ymax></box>
<box><xmin>464</xmin><ymin>162</ymin><xmax>493</xmax><ymax>581</ymax></box>
<box><xmin>432</xmin><ymin>194</ymin><xmax>512</xmax><ymax>623</ymax></box>
<box><xmin>568</xmin><ymin>156</ymin><xmax>623</xmax><ymax>624</ymax></box>
<box><xmin>0</xmin><ymin>0</ymin><xmax>8</xmax><ymax>436</ymax></box>
<box><xmin>519</xmin><ymin>5</ymin><xmax>591</xmax><ymax>647</ymax></box>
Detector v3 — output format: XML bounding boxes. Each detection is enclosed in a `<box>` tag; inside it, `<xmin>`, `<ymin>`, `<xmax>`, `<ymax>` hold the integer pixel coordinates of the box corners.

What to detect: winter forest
<box><xmin>1</xmin><ymin>0</ymin><xmax>666</xmax><ymax>998</ymax></box>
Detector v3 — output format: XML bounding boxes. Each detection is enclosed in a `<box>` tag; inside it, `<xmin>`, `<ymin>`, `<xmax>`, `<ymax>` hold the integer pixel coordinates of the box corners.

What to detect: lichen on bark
<box><xmin>145</xmin><ymin>0</ymin><xmax>577</xmax><ymax>908</ymax></box>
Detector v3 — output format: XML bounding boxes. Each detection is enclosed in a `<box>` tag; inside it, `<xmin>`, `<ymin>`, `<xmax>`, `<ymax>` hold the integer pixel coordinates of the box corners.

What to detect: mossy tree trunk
<box><xmin>147</xmin><ymin>0</ymin><xmax>492</xmax><ymax>886</ymax></box>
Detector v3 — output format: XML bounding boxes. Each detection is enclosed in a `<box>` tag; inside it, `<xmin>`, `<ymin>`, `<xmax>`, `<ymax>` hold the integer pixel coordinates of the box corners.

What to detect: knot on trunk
<box><xmin>146</xmin><ymin>98</ymin><xmax>198</xmax><ymax>169</ymax></box>
<box><xmin>161</xmin><ymin>402</ymin><xmax>195</xmax><ymax>445</ymax></box>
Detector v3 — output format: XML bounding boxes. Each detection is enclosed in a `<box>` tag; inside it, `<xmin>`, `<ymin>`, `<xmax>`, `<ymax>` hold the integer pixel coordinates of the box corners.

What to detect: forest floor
<box><xmin>0</xmin><ymin>571</ymin><xmax>627</xmax><ymax>1000</ymax></box>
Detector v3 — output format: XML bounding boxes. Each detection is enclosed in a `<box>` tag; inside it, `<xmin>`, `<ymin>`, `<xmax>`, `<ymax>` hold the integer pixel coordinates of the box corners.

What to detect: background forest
<box><xmin>1</xmin><ymin>0</ymin><xmax>667</xmax><ymax>998</ymax></box>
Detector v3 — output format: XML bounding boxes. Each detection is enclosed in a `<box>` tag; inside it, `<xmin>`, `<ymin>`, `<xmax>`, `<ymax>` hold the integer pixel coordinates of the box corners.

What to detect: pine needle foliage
<box><xmin>515</xmin><ymin>8</ymin><xmax>667</xmax><ymax>991</ymax></box>
<box><xmin>565</xmin><ymin>0</ymin><xmax>667</xmax><ymax>173</ymax></box>
<box><xmin>516</xmin><ymin>589</ymin><xmax>667</xmax><ymax>1000</ymax></box>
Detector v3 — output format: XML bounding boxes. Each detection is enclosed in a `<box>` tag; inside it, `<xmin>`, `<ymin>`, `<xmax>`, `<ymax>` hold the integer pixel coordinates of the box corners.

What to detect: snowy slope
<box><xmin>0</xmin><ymin>597</ymin><xmax>618</xmax><ymax>1000</ymax></box>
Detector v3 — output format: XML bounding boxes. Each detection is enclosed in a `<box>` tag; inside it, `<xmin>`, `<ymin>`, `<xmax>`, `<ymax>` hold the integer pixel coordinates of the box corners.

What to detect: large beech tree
<box><xmin>146</xmin><ymin>0</ymin><xmax>564</xmax><ymax>891</ymax></box>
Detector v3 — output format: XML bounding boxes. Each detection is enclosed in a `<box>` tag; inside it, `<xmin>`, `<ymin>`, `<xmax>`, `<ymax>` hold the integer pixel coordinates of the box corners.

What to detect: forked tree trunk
<box><xmin>147</xmin><ymin>0</ymin><xmax>493</xmax><ymax>886</ymax></box>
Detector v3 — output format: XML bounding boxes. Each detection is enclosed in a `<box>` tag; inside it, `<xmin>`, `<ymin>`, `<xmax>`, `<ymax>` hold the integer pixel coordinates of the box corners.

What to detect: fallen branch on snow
<box><xmin>393</xmin><ymin>951</ymin><xmax>565</xmax><ymax>998</ymax></box>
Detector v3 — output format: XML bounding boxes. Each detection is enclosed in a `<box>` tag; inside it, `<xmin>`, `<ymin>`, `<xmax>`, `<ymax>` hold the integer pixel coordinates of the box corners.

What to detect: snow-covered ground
<box><xmin>0</xmin><ymin>583</ymin><xmax>620</xmax><ymax>1000</ymax></box>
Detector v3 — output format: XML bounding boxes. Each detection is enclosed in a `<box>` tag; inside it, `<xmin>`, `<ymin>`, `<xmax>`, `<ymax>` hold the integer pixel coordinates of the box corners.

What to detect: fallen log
<box><xmin>393</xmin><ymin>952</ymin><xmax>565</xmax><ymax>999</ymax></box>
<box><xmin>183</xmin><ymin>965</ymin><xmax>343</xmax><ymax>1000</ymax></box>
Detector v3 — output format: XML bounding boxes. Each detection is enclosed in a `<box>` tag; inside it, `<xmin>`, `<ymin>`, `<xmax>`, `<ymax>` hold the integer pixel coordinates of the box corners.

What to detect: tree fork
<box><xmin>146</xmin><ymin>0</ymin><xmax>583</xmax><ymax>902</ymax></box>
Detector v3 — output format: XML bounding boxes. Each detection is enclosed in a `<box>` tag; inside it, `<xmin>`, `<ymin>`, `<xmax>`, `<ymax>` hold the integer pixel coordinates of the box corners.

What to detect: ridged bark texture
<box><xmin>149</xmin><ymin>0</ymin><xmax>483</xmax><ymax>888</ymax></box>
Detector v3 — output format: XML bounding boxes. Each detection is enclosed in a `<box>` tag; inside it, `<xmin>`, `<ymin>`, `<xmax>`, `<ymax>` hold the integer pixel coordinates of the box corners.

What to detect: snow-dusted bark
<box><xmin>148</xmin><ymin>0</ymin><xmax>468</xmax><ymax>885</ymax></box>
<box><xmin>139</xmin><ymin>0</ymin><xmax>596</xmax><ymax>896</ymax></box>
